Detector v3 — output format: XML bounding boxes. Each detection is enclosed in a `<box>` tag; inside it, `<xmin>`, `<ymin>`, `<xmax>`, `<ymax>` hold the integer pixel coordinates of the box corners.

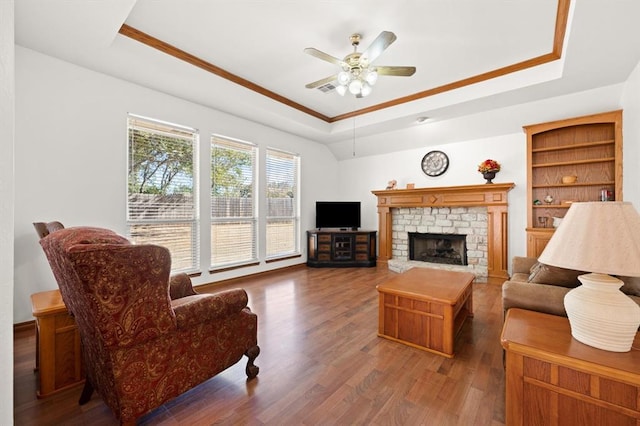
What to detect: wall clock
<box><xmin>421</xmin><ymin>150</ymin><xmax>449</xmax><ymax>177</ymax></box>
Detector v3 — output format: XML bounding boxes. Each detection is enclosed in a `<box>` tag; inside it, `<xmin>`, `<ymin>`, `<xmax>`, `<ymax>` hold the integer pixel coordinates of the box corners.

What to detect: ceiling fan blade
<box><xmin>305</xmin><ymin>74</ymin><xmax>338</xmax><ymax>89</ymax></box>
<box><xmin>375</xmin><ymin>66</ymin><xmax>416</xmax><ymax>76</ymax></box>
<box><xmin>304</xmin><ymin>48</ymin><xmax>347</xmax><ymax>67</ymax></box>
<box><xmin>361</xmin><ymin>31</ymin><xmax>397</xmax><ymax>64</ymax></box>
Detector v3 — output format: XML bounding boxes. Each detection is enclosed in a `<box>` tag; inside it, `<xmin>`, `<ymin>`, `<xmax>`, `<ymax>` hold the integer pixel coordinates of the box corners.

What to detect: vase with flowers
<box><xmin>478</xmin><ymin>159</ymin><xmax>501</xmax><ymax>184</ymax></box>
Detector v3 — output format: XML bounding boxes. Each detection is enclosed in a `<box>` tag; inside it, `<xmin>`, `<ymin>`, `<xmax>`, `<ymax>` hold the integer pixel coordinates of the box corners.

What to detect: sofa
<box><xmin>502</xmin><ymin>256</ymin><xmax>640</xmax><ymax>317</ymax></box>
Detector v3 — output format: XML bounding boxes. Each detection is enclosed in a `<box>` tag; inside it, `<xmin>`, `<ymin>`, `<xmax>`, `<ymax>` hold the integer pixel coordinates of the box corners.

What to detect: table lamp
<box><xmin>538</xmin><ymin>201</ymin><xmax>640</xmax><ymax>352</ymax></box>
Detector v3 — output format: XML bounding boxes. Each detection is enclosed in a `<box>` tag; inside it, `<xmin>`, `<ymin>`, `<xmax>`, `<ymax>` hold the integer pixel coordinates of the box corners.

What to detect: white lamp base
<box><xmin>564</xmin><ymin>273</ymin><xmax>640</xmax><ymax>352</ymax></box>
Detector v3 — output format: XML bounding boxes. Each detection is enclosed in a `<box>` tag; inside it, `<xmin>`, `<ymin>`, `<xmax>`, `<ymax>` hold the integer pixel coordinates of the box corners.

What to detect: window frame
<box><xmin>210</xmin><ymin>134</ymin><xmax>259</xmax><ymax>270</ymax></box>
<box><xmin>265</xmin><ymin>147</ymin><xmax>301</xmax><ymax>260</ymax></box>
<box><xmin>126</xmin><ymin>114</ymin><xmax>200</xmax><ymax>274</ymax></box>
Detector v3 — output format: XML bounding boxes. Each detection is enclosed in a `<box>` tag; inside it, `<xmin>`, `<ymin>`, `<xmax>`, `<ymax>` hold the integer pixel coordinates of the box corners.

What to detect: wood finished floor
<box><xmin>14</xmin><ymin>266</ymin><xmax>506</xmax><ymax>425</ymax></box>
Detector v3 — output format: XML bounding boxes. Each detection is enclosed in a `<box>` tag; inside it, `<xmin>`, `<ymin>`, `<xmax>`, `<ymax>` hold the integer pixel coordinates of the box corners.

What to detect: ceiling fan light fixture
<box><xmin>337</xmin><ymin>71</ymin><xmax>351</xmax><ymax>86</ymax></box>
<box><xmin>348</xmin><ymin>79</ymin><xmax>362</xmax><ymax>95</ymax></box>
<box><xmin>360</xmin><ymin>82</ymin><xmax>372</xmax><ymax>97</ymax></box>
<box><xmin>365</xmin><ymin>69</ymin><xmax>378</xmax><ymax>85</ymax></box>
<box><xmin>305</xmin><ymin>31</ymin><xmax>415</xmax><ymax>98</ymax></box>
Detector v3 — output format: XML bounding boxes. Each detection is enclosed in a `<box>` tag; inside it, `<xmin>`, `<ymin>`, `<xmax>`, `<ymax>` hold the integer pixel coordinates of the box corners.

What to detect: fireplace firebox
<box><xmin>408</xmin><ymin>232</ymin><xmax>468</xmax><ymax>266</ymax></box>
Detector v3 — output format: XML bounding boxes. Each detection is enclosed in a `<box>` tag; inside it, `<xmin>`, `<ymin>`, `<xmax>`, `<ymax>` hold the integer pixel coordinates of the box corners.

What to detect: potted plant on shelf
<box><xmin>478</xmin><ymin>159</ymin><xmax>501</xmax><ymax>184</ymax></box>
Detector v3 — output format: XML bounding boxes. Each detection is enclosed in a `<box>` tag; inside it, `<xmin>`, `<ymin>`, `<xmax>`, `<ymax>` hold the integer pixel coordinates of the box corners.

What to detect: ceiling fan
<box><xmin>304</xmin><ymin>31</ymin><xmax>416</xmax><ymax>98</ymax></box>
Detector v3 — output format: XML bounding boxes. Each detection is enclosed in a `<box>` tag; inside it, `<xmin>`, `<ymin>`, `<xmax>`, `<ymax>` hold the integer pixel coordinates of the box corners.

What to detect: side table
<box><xmin>31</xmin><ymin>289</ymin><xmax>84</xmax><ymax>398</ymax></box>
<box><xmin>501</xmin><ymin>308</ymin><xmax>640</xmax><ymax>426</ymax></box>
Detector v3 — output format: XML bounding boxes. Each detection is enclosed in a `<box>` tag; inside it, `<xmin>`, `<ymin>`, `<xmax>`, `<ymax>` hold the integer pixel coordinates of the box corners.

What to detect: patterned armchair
<box><xmin>39</xmin><ymin>226</ymin><xmax>259</xmax><ymax>425</ymax></box>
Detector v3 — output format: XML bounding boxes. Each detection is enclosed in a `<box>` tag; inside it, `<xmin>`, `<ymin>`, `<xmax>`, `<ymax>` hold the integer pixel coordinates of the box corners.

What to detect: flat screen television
<box><xmin>315</xmin><ymin>201</ymin><xmax>361</xmax><ymax>230</ymax></box>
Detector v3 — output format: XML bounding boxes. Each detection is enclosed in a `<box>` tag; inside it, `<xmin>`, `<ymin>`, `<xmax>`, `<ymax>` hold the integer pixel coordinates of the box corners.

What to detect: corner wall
<box><xmin>622</xmin><ymin>60</ymin><xmax>640</xmax><ymax>208</ymax></box>
<box><xmin>0</xmin><ymin>0</ymin><xmax>15</xmax><ymax>421</ymax></box>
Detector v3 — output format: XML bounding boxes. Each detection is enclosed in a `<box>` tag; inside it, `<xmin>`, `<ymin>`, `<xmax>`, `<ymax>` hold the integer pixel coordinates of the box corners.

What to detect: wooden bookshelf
<box><xmin>523</xmin><ymin>110</ymin><xmax>623</xmax><ymax>257</ymax></box>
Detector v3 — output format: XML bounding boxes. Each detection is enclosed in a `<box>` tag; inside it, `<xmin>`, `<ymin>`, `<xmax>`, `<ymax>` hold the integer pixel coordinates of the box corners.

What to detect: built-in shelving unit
<box><xmin>523</xmin><ymin>110</ymin><xmax>623</xmax><ymax>257</ymax></box>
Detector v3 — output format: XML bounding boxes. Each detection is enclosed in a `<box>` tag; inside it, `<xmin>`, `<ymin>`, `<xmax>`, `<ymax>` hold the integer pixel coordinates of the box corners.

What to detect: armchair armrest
<box><xmin>169</xmin><ymin>273</ymin><xmax>198</xmax><ymax>300</ymax></box>
<box><xmin>172</xmin><ymin>288</ymin><xmax>249</xmax><ymax>329</ymax></box>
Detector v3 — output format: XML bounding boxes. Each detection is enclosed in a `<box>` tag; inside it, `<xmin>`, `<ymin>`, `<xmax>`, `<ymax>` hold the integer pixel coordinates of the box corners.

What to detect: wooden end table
<box><xmin>501</xmin><ymin>308</ymin><xmax>640</xmax><ymax>425</ymax></box>
<box><xmin>377</xmin><ymin>267</ymin><xmax>475</xmax><ymax>358</ymax></box>
<box><xmin>31</xmin><ymin>289</ymin><xmax>84</xmax><ymax>398</ymax></box>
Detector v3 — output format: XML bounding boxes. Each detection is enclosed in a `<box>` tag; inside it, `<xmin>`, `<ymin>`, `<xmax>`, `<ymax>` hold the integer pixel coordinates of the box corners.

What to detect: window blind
<box><xmin>211</xmin><ymin>135</ymin><xmax>257</xmax><ymax>268</ymax></box>
<box><xmin>266</xmin><ymin>148</ymin><xmax>300</xmax><ymax>258</ymax></box>
<box><xmin>127</xmin><ymin>114</ymin><xmax>200</xmax><ymax>273</ymax></box>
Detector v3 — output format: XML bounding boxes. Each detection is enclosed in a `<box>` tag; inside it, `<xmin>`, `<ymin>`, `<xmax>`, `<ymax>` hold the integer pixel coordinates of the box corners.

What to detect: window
<box><xmin>266</xmin><ymin>148</ymin><xmax>300</xmax><ymax>258</ymax></box>
<box><xmin>211</xmin><ymin>136</ymin><xmax>257</xmax><ymax>268</ymax></box>
<box><xmin>127</xmin><ymin>115</ymin><xmax>199</xmax><ymax>273</ymax></box>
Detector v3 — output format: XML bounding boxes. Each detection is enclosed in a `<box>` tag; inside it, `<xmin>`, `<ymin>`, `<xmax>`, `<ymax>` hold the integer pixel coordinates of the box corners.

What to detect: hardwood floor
<box><xmin>14</xmin><ymin>266</ymin><xmax>506</xmax><ymax>425</ymax></box>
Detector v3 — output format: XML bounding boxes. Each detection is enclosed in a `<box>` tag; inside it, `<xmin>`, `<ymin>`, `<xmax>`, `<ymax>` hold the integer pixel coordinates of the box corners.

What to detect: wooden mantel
<box><xmin>372</xmin><ymin>183</ymin><xmax>515</xmax><ymax>280</ymax></box>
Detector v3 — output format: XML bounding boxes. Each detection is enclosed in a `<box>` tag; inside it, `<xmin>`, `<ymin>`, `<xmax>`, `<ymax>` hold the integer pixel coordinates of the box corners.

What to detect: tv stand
<box><xmin>307</xmin><ymin>229</ymin><xmax>376</xmax><ymax>267</ymax></box>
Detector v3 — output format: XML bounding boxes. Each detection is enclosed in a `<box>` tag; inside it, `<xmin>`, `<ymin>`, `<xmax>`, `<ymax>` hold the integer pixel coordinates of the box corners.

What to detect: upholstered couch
<box><xmin>502</xmin><ymin>256</ymin><xmax>640</xmax><ymax>317</ymax></box>
<box><xmin>39</xmin><ymin>226</ymin><xmax>260</xmax><ymax>425</ymax></box>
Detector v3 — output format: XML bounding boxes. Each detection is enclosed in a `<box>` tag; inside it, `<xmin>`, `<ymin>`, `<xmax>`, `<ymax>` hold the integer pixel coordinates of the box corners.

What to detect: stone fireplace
<box><xmin>372</xmin><ymin>183</ymin><xmax>515</xmax><ymax>280</ymax></box>
<box><xmin>392</xmin><ymin>206</ymin><xmax>487</xmax><ymax>277</ymax></box>
<box><xmin>409</xmin><ymin>232</ymin><xmax>468</xmax><ymax>266</ymax></box>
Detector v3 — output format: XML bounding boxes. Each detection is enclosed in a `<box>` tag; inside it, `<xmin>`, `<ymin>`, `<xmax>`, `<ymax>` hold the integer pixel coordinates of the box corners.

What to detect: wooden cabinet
<box><xmin>501</xmin><ymin>308</ymin><xmax>640</xmax><ymax>426</ymax></box>
<box><xmin>307</xmin><ymin>230</ymin><xmax>376</xmax><ymax>267</ymax></box>
<box><xmin>31</xmin><ymin>289</ymin><xmax>84</xmax><ymax>398</ymax></box>
<box><xmin>524</xmin><ymin>110</ymin><xmax>622</xmax><ymax>257</ymax></box>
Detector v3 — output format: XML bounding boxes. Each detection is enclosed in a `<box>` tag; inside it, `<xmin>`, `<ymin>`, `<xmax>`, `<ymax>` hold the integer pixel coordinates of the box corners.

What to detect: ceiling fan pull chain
<box><xmin>352</xmin><ymin>114</ymin><xmax>356</xmax><ymax>157</ymax></box>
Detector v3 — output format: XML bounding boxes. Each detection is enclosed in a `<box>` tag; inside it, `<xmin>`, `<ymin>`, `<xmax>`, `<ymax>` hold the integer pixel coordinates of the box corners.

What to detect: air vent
<box><xmin>317</xmin><ymin>83</ymin><xmax>336</xmax><ymax>93</ymax></box>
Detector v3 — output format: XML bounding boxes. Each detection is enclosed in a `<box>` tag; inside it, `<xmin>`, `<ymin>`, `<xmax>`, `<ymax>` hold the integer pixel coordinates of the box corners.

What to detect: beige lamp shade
<box><xmin>538</xmin><ymin>201</ymin><xmax>640</xmax><ymax>277</ymax></box>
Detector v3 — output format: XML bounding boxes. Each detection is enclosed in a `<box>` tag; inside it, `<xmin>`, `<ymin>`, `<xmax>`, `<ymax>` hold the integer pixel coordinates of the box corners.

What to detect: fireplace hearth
<box><xmin>409</xmin><ymin>232</ymin><xmax>468</xmax><ymax>266</ymax></box>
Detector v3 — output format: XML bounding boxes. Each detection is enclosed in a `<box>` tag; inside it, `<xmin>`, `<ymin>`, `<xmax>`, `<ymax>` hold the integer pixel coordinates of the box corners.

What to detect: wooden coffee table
<box><xmin>377</xmin><ymin>267</ymin><xmax>475</xmax><ymax>358</ymax></box>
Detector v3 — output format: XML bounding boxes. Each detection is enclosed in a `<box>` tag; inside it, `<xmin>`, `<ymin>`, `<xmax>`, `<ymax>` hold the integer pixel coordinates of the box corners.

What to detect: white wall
<box><xmin>622</xmin><ymin>60</ymin><xmax>640</xmax><ymax>208</ymax></box>
<box><xmin>0</xmin><ymin>0</ymin><xmax>15</xmax><ymax>421</ymax></box>
<box><xmin>338</xmin><ymin>134</ymin><xmax>528</xmax><ymax>259</ymax></box>
<box><xmin>14</xmin><ymin>46</ymin><xmax>339</xmax><ymax>324</ymax></box>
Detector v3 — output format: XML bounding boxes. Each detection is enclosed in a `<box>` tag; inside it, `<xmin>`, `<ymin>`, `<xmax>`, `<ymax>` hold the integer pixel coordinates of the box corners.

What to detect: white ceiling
<box><xmin>14</xmin><ymin>0</ymin><xmax>640</xmax><ymax>158</ymax></box>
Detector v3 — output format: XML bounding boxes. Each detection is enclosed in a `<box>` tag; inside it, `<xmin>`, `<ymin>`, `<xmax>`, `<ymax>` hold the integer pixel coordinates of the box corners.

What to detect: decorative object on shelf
<box><xmin>421</xmin><ymin>150</ymin><xmax>449</xmax><ymax>177</ymax></box>
<box><xmin>537</xmin><ymin>217</ymin><xmax>548</xmax><ymax>228</ymax></box>
<box><xmin>533</xmin><ymin>199</ymin><xmax>542</xmax><ymax>205</ymax></box>
<box><xmin>538</xmin><ymin>202</ymin><xmax>640</xmax><ymax>352</ymax></box>
<box><xmin>477</xmin><ymin>159</ymin><xmax>500</xmax><ymax>184</ymax></box>
<box><xmin>552</xmin><ymin>217</ymin><xmax>563</xmax><ymax>228</ymax></box>
<box><xmin>600</xmin><ymin>189</ymin><xmax>613</xmax><ymax>201</ymax></box>
<box><xmin>562</xmin><ymin>175</ymin><xmax>578</xmax><ymax>184</ymax></box>
<box><xmin>386</xmin><ymin>179</ymin><xmax>397</xmax><ymax>190</ymax></box>
<box><xmin>544</xmin><ymin>195</ymin><xmax>554</xmax><ymax>204</ymax></box>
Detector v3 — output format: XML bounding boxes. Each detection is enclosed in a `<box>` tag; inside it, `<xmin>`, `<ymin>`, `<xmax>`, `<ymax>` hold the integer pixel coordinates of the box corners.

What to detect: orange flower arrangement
<box><xmin>478</xmin><ymin>159</ymin><xmax>501</xmax><ymax>173</ymax></box>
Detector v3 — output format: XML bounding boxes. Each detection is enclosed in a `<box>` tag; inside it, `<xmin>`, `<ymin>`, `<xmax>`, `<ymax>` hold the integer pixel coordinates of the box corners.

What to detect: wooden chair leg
<box><xmin>245</xmin><ymin>345</ymin><xmax>260</xmax><ymax>379</ymax></box>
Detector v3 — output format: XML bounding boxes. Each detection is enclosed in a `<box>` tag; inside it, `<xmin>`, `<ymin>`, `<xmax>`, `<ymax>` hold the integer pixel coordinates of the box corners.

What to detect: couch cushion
<box><xmin>528</xmin><ymin>262</ymin><xmax>584</xmax><ymax>288</ymax></box>
<box><xmin>510</xmin><ymin>272</ymin><xmax>530</xmax><ymax>283</ymax></box>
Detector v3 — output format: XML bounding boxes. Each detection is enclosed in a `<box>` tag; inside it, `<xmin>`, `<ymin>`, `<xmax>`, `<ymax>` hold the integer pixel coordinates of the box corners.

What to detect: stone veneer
<box><xmin>389</xmin><ymin>206</ymin><xmax>488</xmax><ymax>280</ymax></box>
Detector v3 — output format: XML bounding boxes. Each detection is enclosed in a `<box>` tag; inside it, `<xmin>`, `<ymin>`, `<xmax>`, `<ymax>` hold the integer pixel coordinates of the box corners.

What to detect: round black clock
<box><xmin>421</xmin><ymin>150</ymin><xmax>449</xmax><ymax>177</ymax></box>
